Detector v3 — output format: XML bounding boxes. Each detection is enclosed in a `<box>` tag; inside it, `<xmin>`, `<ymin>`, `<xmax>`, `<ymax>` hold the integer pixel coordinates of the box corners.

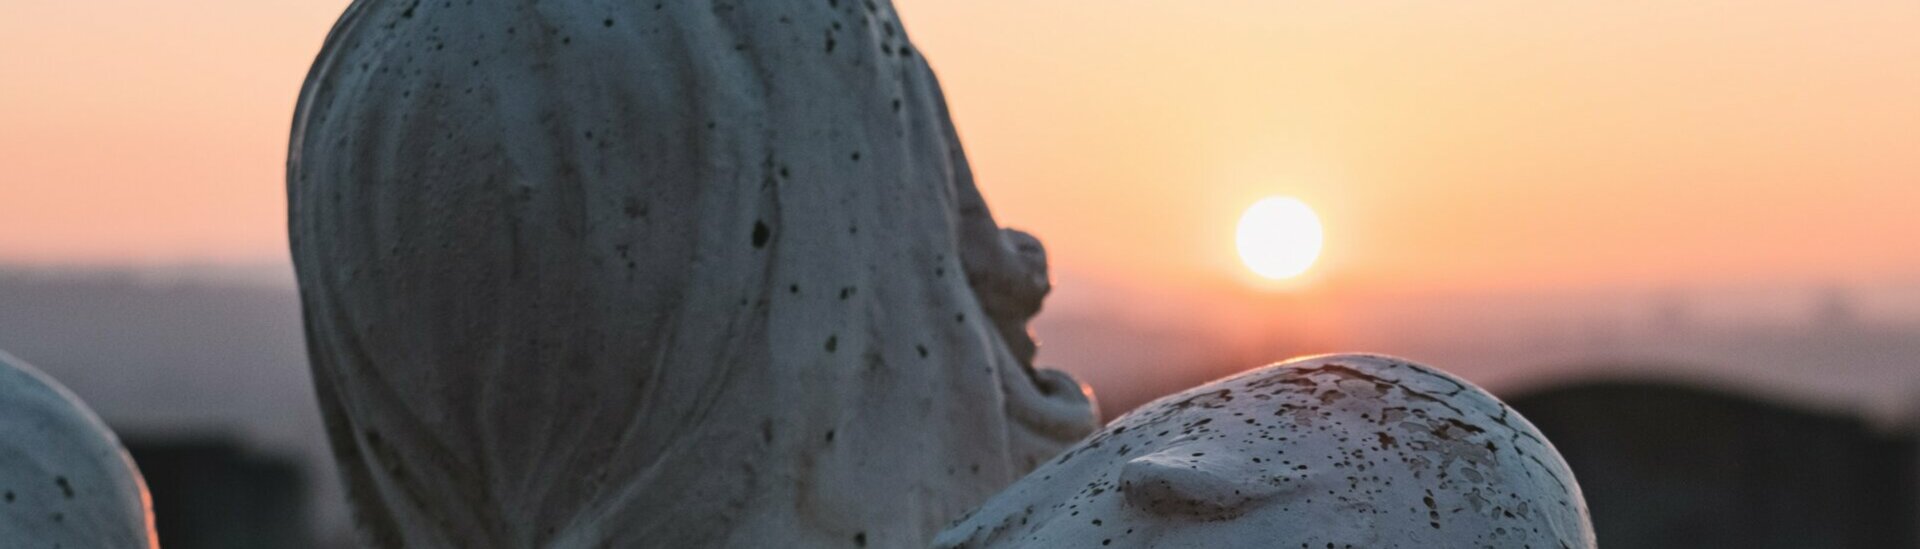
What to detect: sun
<box><xmin>1236</xmin><ymin>196</ymin><xmax>1324</xmax><ymax>280</ymax></box>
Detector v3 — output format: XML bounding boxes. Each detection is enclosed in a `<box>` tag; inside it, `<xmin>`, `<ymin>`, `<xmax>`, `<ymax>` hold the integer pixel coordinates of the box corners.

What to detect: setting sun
<box><xmin>1236</xmin><ymin>196</ymin><xmax>1324</xmax><ymax>280</ymax></box>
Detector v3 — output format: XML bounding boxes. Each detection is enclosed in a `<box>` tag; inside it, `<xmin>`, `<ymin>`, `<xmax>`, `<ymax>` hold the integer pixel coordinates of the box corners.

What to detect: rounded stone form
<box><xmin>935</xmin><ymin>354</ymin><xmax>1596</xmax><ymax>549</ymax></box>
<box><xmin>289</xmin><ymin>1</ymin><xmax>1098</xmax><ymax>546</ymax></box>
<box><xmin>0</xmin><ymin>350</ymin><xmax>157</xmax><ymax>548</ymax></box>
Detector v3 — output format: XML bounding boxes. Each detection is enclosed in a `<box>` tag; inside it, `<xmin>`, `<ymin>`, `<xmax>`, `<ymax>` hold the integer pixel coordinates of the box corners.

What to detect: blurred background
<box><xmin>1</xmin><ymin>0</ymin><xmax>1916</xmax><ymax>547</ymax></box>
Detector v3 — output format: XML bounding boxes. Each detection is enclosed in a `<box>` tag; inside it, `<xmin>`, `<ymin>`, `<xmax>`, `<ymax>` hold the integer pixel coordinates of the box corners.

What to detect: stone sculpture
<box><xmin>287</xmin><ymin>1</ymin><xmax>1099</xmax><ymax>547</ymax></box>
<box><xmin>290</xmin><ymin>1</ymin><xmax>1594</xmax><ymax>547</ymax></box>
<box><xmin>934</xmin><ymin>354</ymin><xmax>1596</xmax><ymax>548</ymax></box>
<box><xmin>0</xmin><ymin>350</ymin><xmax>158</xmax><ymax>548</ymax></box>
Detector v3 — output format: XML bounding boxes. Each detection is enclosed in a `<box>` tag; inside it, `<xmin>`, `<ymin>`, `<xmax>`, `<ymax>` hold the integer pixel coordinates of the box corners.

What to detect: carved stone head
<box><xmin>288</xmin><ymin>1</ymin><xmax>1098</xmax><ymax>546</ymax></box>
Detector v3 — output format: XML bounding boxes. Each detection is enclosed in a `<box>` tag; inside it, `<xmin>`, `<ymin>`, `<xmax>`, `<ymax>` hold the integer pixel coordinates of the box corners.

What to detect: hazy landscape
<box><xmin>5</xmin><ymin>262</ymin><xmax>1916</xmax><ymax>545</ymax></box>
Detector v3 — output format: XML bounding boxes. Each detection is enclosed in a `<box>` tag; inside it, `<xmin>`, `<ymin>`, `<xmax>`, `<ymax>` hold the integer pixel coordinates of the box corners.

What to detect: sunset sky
<box><xmin>4</xmin><ymin>6</ymin><xmax>1916</xmax><ymax>544</ymax></box>
<box><xmin>3</xmin><ymin>0</ymin><xmax>1917</xmax><ymax>298</ymax></box>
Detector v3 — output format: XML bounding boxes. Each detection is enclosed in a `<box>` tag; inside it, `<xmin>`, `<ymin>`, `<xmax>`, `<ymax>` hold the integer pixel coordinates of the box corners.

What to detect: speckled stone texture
<box><xmin>287</xmin><ymin>1</ymin><xmax>1098</xmax><ymax>547</ymax></box>
<box><xmin>936</xmin><ymin>354</ymin><xmax>1596</xmax><ymax>549</ymax></box>
<box><xmin>0</xmin><ymin>350</ymin><xmax>157</xmax><ymax>548</ymax></box>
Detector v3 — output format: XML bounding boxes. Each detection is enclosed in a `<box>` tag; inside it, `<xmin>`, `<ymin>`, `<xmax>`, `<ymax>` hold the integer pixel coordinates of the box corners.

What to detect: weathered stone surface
<box><xmin>0</xmin><ymin>350</ymin><xmax>157</xmax><ymax>548</ymax></box>
<box><xmin>935</xmin><ymin>354</ymin><xmax>1595</xmax><ymax>548</ymax></box>
<box><xmin>288</xmin><ymin>1</ymin><xmax>1098</xmax><ymax>547</ymax></box>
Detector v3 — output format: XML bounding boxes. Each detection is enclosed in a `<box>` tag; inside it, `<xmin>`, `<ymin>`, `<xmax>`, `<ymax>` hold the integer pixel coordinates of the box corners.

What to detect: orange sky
<box><xmin>3</xmin><ymin>0</ymin><xmax>1916</xmax><ymax>296</ymax></box>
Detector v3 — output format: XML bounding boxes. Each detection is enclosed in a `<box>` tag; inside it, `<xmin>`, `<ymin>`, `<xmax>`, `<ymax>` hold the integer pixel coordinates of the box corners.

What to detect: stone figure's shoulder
<box><xmin>936</xmin><ymin>353</ymin><xmax>1596</xmax><ymax>549</ymax></box>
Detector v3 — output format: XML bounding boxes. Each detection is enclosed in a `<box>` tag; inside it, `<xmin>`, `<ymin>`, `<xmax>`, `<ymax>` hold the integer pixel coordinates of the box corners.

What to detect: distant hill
<box><xmin>1509</xmin><ymin>379</ymin><xmax>1917</xmax><ymax>548</ymax></box>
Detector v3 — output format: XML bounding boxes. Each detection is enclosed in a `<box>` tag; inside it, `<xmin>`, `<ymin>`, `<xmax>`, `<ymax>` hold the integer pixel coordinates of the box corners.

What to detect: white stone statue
<box><xmin>291</xmin><ymin>2</ymin><xmax>1594</xmax><ymax>547</ymax></box>
<box><xmin>288</xmin><ymin>1</ymin><xmax>1099</xmax><ymax>547</ymax></box>
<box><xmin>934</xmin><ymin>354</ymin><xmax>1597</xmax><ymax>548</ymax></box>
<box><xmin>0</xmin><ymin>350</ymin><xmax>158</xmax><ymax>548</ymax></box>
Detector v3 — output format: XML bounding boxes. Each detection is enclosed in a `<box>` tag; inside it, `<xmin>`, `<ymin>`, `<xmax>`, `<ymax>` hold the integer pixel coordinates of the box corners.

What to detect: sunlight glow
<box><xmin>1236</xmin><ymin>197</ymin><xmax>1324</xmax><ymax>280</ymax></box>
